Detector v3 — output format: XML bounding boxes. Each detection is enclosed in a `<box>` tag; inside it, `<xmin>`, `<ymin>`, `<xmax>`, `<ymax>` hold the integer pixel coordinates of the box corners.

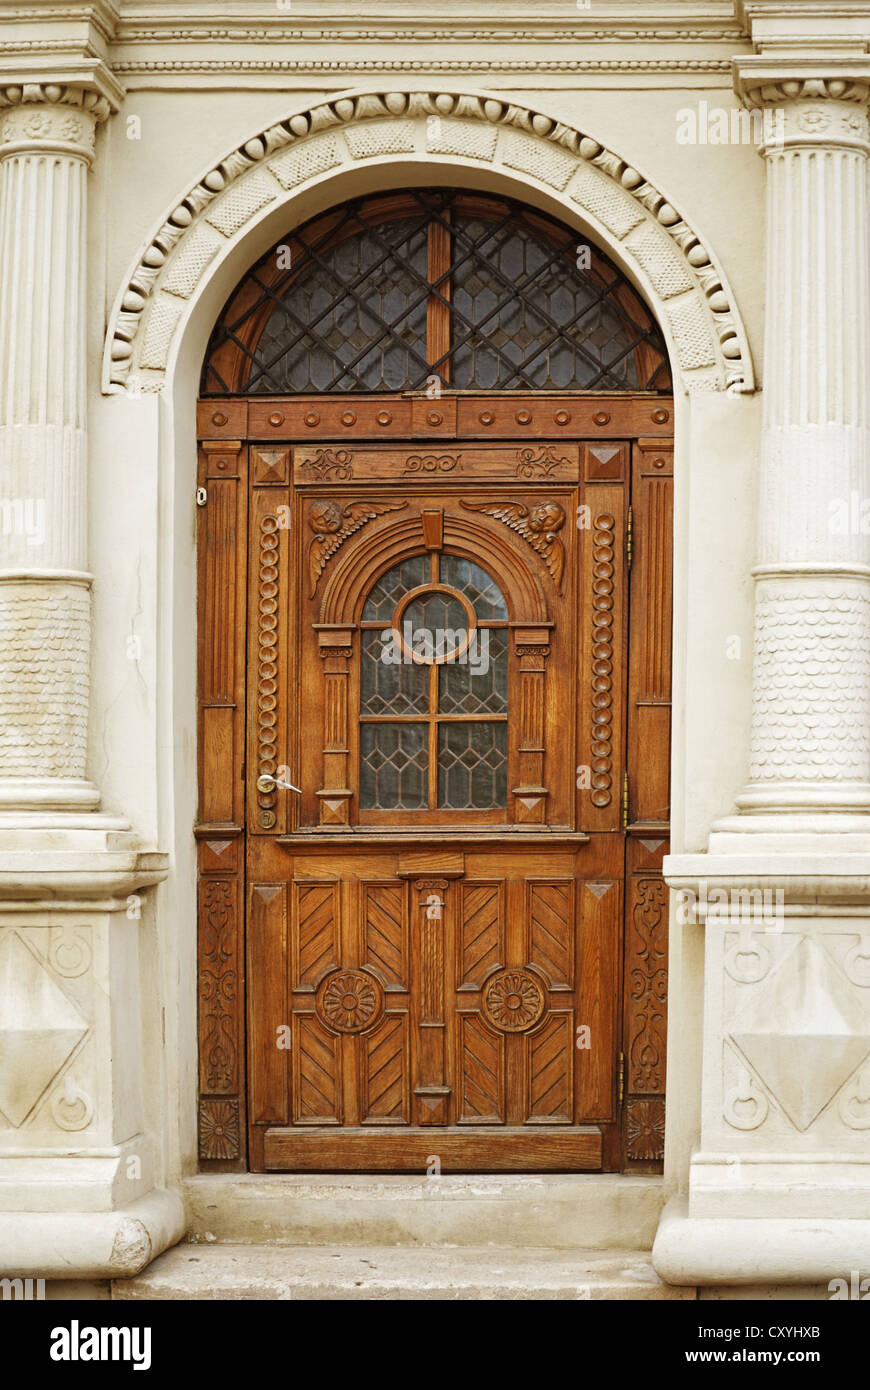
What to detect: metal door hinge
<box><xmin>618</xmin><ymin>1052</ymin><xmax>626</xmax><ymax>1107</ymax></box>
<box><xmin>626</xmin><ymin>505</ymin><xmax>633</xmax><ymax>571</ymax></box>
<box><xmin>622</xmin><ymin>771</ymin><xmax>630</xmax><ymax>830</ymax></box>
<box><xmin>196</xmin><ymin>486</ymin><xmax>208</xmax><ymax>507</ymax></box>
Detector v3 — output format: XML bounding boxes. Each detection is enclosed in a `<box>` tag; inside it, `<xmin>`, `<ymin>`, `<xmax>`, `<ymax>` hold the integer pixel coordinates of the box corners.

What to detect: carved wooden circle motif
<box><xmin>482</xmin><ymin>969</ymin><xmax>546</xmax><ymax>1033</ymax></box>
<box><xmin>392</xmin><ymin>583</ymin><xmax>478</xmax><ymax>665</ymax></box>
<box><xmin>316</xmin><ymin>969</ymin><xmax>384</xmax><ymax>1033</ymax></box>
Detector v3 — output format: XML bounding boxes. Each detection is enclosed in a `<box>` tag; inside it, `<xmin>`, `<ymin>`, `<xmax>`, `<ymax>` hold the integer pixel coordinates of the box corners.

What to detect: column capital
<box><xmin>0</xmin><ymin>0</ymin><xmax>124</xmax><ymax>117</ymax></box>
<box><xmin>734</xmin><ymin>60</ymin><xmax>870</xmax><ymax>111</ymax></box>
<box><xmin>0</xmin><ymin>76</ymin><xmax>120</xmax><ymax>121</ymax></box>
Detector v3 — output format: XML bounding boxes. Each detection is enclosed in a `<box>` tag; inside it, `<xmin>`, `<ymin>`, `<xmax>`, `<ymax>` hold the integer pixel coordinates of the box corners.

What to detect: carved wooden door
<box><xmin>195</xmin><ymin>393</ymin><xmax>673</xmax><ymax>1172</ymax></box>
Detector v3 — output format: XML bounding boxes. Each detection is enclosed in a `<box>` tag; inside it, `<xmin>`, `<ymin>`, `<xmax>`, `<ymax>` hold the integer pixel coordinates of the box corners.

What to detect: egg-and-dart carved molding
<box><xmin>103</xmin><ymin>89</ymin><xmax>754</xmax><ymax>397</ymax></box>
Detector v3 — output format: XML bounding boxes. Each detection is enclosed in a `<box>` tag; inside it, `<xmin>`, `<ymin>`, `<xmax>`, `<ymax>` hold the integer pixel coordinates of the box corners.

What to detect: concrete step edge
<box><xmin>112</xmin><ymin>1242</ymin><xmax>693</xmax><ymax>1301</ymax></box>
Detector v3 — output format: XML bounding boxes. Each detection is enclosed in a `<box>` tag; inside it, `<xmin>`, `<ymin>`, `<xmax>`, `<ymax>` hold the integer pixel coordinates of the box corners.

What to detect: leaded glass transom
<box><xmin>202</xmin><ymin>191</ymin><xmax>671</xmax><ymax>394</ymax></box>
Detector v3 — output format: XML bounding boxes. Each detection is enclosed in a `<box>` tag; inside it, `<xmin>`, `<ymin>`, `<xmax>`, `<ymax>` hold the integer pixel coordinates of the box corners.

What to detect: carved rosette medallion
<box><xmin>316</xmin><ymin>969</ymin><xmax>384</xmax><ymax>1034</ymax></box>
<box><xmin>482</xmin><ymin>968</ymin><xmax>546</xmax><ymax>1033</ymax></box>
<box><xmin>198</xmin><ymin>1098</ymin><xmax>241</xmax><ymax>1161</ymax></box>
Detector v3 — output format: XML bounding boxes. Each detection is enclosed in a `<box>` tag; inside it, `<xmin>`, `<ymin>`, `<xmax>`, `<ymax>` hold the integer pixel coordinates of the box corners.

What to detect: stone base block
<box><xmin>0</xmin><ymin>1187</ymin><xmax>185</xmax><ymax>1279</ymax></box>
<box><xmin>653</xmin><ymin>1195</ymin><xmax>870</xmax><ymax>1285</ymax></box>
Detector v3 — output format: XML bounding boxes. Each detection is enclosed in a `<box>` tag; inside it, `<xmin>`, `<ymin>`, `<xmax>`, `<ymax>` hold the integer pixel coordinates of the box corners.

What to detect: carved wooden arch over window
<box><xmin>309</xmin><ymin>503</ymin><xmax>559</xmax><ymax>829</ymax></box>
<box><xmin>201</xmin><ymin>190</ymin><xmax>672</xmax><ymax>395</ymax></box>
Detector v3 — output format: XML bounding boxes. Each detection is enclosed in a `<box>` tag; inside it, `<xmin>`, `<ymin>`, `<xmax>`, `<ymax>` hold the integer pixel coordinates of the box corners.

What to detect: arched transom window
<box><xmin>359</xmin><ymin>553</ymin><xmax>509</xmax><ymax>811</ymax></box>
<box><xmin>202</xmin><ymin>190</ymin><xmax>671</xmax><ymax>395</ymax></box>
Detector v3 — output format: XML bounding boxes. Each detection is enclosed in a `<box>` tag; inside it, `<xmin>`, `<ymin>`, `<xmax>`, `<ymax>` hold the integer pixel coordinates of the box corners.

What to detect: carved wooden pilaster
<box><xmin>412</xmin><ymin>878</ymin><xmax>450</xmax><ymax>1124</ymax></box>
<box><xmin>314</xmin><ymin>626</ymin><xmax>354</xmax><ymax>826</ymax></box>
<box><xmin>511</xmin><ymin>624</ymin><xmax>552</xmax><ymax>824</ymax></box>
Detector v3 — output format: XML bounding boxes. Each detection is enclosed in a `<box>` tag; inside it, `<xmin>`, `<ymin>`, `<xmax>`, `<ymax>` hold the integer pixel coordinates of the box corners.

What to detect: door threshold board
<box><xmin>263</xmin><ymin>1126</ymin><xmax>603</xmax><ymax>1172</ymax></box>
<box><xmin>275</xmin><ymin>830</ymin><xmax>591</xmax><ymax>847</ymax></box>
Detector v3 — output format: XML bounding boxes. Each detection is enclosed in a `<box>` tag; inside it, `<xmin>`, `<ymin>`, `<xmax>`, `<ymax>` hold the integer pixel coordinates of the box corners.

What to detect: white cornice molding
<box><xmin>1</xmin><ymin>3</ymin><xmax>120</xmax><ymax>46</ymax></box>
<box><xmin>737</xmin><ymin>0</ymin><xmax>870</xmax><ymax>48</ymax></box>
<box><xmin>111</xmin><ymin>58</ymin><xmax>736</xmax><ymax>78</ymax></box>
<box><xmin>0</xmin><ymin>3</ymin><xmax>124</xmax><ymax>107</ymax></box>
<box><xmin>734</xmin><ymin>0</ymin><xmax>870</xmax><ymax>107</ymax></box>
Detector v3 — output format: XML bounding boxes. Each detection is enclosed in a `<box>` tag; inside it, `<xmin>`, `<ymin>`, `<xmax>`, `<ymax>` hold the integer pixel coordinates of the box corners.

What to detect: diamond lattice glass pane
<box><xmin>437</xmin><ymin>722</ymin><xmax>508</xmax><ymax>809</ymax></box>
<box><xmin>362</xmin><ymin>556</ymin><xmax>428</xmax><ymax>621</ymax></box>
<box><xmin>246</xmin><ymin>215</ymin><xmax>430</xmax><ymax>394</ymax></box>
<box><xmin>440</xmin><ymin>557</ymin><xmax>508</xmax><ymax>620</ymax></box>
<box><xmin>360</xmin><ymin>723</ymin><xmax>428</xmax><ymax>810</ymax></box>
<box><xmin>439</xmin><ymin>629</ymin><xmax>508</xmax><ymax>715</ymax></box>
<box><xmin>360</xmin><ymin>630</ymin><xmax>430</xmax><ymax>715</ymax></box>
<box><xmin>450</xmin><ymin>217</ymin><xmax>640</xmax><ymax>391</ymax></box>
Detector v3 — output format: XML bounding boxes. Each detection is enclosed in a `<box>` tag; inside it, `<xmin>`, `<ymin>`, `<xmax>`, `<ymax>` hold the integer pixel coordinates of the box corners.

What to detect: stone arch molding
<box><xmin>103</xmin><ymin>88</ymin><xmax>755</xmax><ymax>396</ymax></box>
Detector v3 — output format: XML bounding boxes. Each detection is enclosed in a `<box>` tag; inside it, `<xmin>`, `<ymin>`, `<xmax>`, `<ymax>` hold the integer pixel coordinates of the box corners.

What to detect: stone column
<box><xmin>0</xmin><ymin>80</ymin><xmax>180</xmax><ymax>1280</ymax></box>
<box><xmin>0</xmin><ymin>84</ymin><xmax>109</xmax><ymax>811</ymax></box>
<box><xmin>658</xmin><ymin>69</ymin><xmax>870</xmax><ymax>1286</ymax></box>
<box><xmin>735</xmin><ymin>78</ymin><xmax>870</xmax><ymax>823</ymax></box>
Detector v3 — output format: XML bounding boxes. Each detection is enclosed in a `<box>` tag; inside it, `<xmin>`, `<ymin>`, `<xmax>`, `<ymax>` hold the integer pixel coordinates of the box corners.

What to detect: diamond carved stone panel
<box><xmin>730</xmin><ymin>937</ymin><xmax>870</xmax><ymax>1133</ymax></box>
<box><xmin>0</xmin><ymin>931</ymin><xmax>88</xmax><ymax>1128</ymax></box>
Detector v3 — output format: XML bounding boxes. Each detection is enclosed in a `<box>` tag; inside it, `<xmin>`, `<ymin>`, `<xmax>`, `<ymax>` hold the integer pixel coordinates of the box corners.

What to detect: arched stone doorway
<box><xmin>194</xmin><ymin>186</ymin><xmax>675</xmax><ymax>1174</ymax></box>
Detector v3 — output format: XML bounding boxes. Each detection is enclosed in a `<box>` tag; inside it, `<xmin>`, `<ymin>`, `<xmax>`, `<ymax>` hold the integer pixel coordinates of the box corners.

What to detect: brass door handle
<box><xmin>256</xmin><ymin>772</ymin><xmax>302</xmax><ymax>794</ymax></box>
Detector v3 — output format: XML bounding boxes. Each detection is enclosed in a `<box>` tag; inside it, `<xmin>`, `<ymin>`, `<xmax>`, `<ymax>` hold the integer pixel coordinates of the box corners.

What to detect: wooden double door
<box><xmin>196</xmin><ymin>393</ymin><xmax>672</xmax><ymax>1172</ymax></box>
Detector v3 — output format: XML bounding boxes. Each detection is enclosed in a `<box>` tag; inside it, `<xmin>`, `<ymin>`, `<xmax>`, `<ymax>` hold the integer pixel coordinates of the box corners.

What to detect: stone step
<box><xmin>184</xmin><ymin>1173</ymin><xmax>664</xmax><ymax>1250</ymax></box>
<box><xmin>113</xmin><ymin>1243</ymin><xmax>692</xmax><ymax>1301</ymax></box>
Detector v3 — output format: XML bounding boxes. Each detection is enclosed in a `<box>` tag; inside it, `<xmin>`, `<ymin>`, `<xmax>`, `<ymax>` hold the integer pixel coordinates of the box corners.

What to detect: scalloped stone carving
<box><xmin>103</xmin><ymin>90</ymin><xmax>754</xmax><ymax>397</ymax></box>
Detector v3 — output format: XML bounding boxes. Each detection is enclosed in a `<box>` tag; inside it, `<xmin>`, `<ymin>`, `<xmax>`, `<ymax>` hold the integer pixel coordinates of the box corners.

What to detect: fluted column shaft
<box><xmin>0</xmin><ymin>86</ymin><xmax>109</xmax><ymax>810</ymax></box>
<box><xmin>740</xmin><ymin>84</ymin><xmax>870</xmax><ymax>813</ymax></box>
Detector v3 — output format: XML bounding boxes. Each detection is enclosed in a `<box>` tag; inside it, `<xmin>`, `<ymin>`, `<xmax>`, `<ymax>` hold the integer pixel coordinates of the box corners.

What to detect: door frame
<box><xmin>194</xmin><ymin>390</ymin><xmax>673</xmax><ymax>1173</ymax></box>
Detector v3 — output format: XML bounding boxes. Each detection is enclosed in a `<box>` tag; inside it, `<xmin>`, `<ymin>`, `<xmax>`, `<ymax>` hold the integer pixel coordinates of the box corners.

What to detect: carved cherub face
<box><xmin>528</xmin><ymin>501</ymin><xmax>566</xmax><ymax>535</ymax></box>
<box><xmin>309</xmin><ymin>500</ymin><xmax>343</xmax><ymax>534</ymax></box>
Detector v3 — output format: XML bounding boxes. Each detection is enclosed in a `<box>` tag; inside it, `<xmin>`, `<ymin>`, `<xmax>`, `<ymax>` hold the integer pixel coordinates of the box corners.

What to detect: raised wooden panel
<box><xmin>292</xmin><ymin>442</ymin><xmax>581</xmax><ymax>486</ymax></box>
<box><xmin>527</xmin><ymin>1012</ymin><xmax>574</xmax><ymax>1123</ymax></box>
<box><xmin>623</xmin><ymin>835</ymin><xmax>669</xmax><ymax>1168</ymax></box>
<box><xmin>458</xmin><ymin>881</ymin><xmax>504</xmax><ymax>988</ymax></box>
<box><xmin>361</xmin><ymin>882</ymin><xmax>408</xmax><ymax>989</ymax></box>
<box><xmin>198</xmin><ymin>878</ymin><xmax>241</xmax><ymax>1098</ymax></box>
<box><xmin>627</xmin><ymin>441</ymin><xmax>673</xmax><ymax>828</ymax></box>
<box><xmin>292</xmin><ymin>881</ymin><xmax>340</xmax><ymax>989</ymax></box>
<box><xmin>457</xmin><ymin>1014</ymin><xmax>504</xmax><ymax>1123</ymax></box>
<box><xmin>360</xmin><ymin>1014</ymin><xmax>410</xmax><ymax>1125</ymax></box>
<box><xmin>247</xmin><ymin>882</ymin><xmax>287</xmax><ymax>1127</ymax></box>
<box><xmin>200</xmin><ymin>706</ymin><xmax>235</xmax><ymax>825</ymax></box>
<box><xmin>528</xmin><ymin>879</ymin><xmax>574</xmax><ymax>989</ymax></box>
<box><xmin>293</xmin><ymin>1014</ymin><xmax>342</xmax><ymax>1124</ymax></box>
<box><xmin>263</xmin><ymin>1126</ymin><xmax>603</xmax><ymax>1171</ymax></box>
<box><xmin>575</xmin><ymin>877</ymin><xmax>620</xmax><ymax>1121</ymax></box>
<box><xmin>196</xmin><ymin>445</ymin><xmax>247</xmax><ymax>1170</ymax></box>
